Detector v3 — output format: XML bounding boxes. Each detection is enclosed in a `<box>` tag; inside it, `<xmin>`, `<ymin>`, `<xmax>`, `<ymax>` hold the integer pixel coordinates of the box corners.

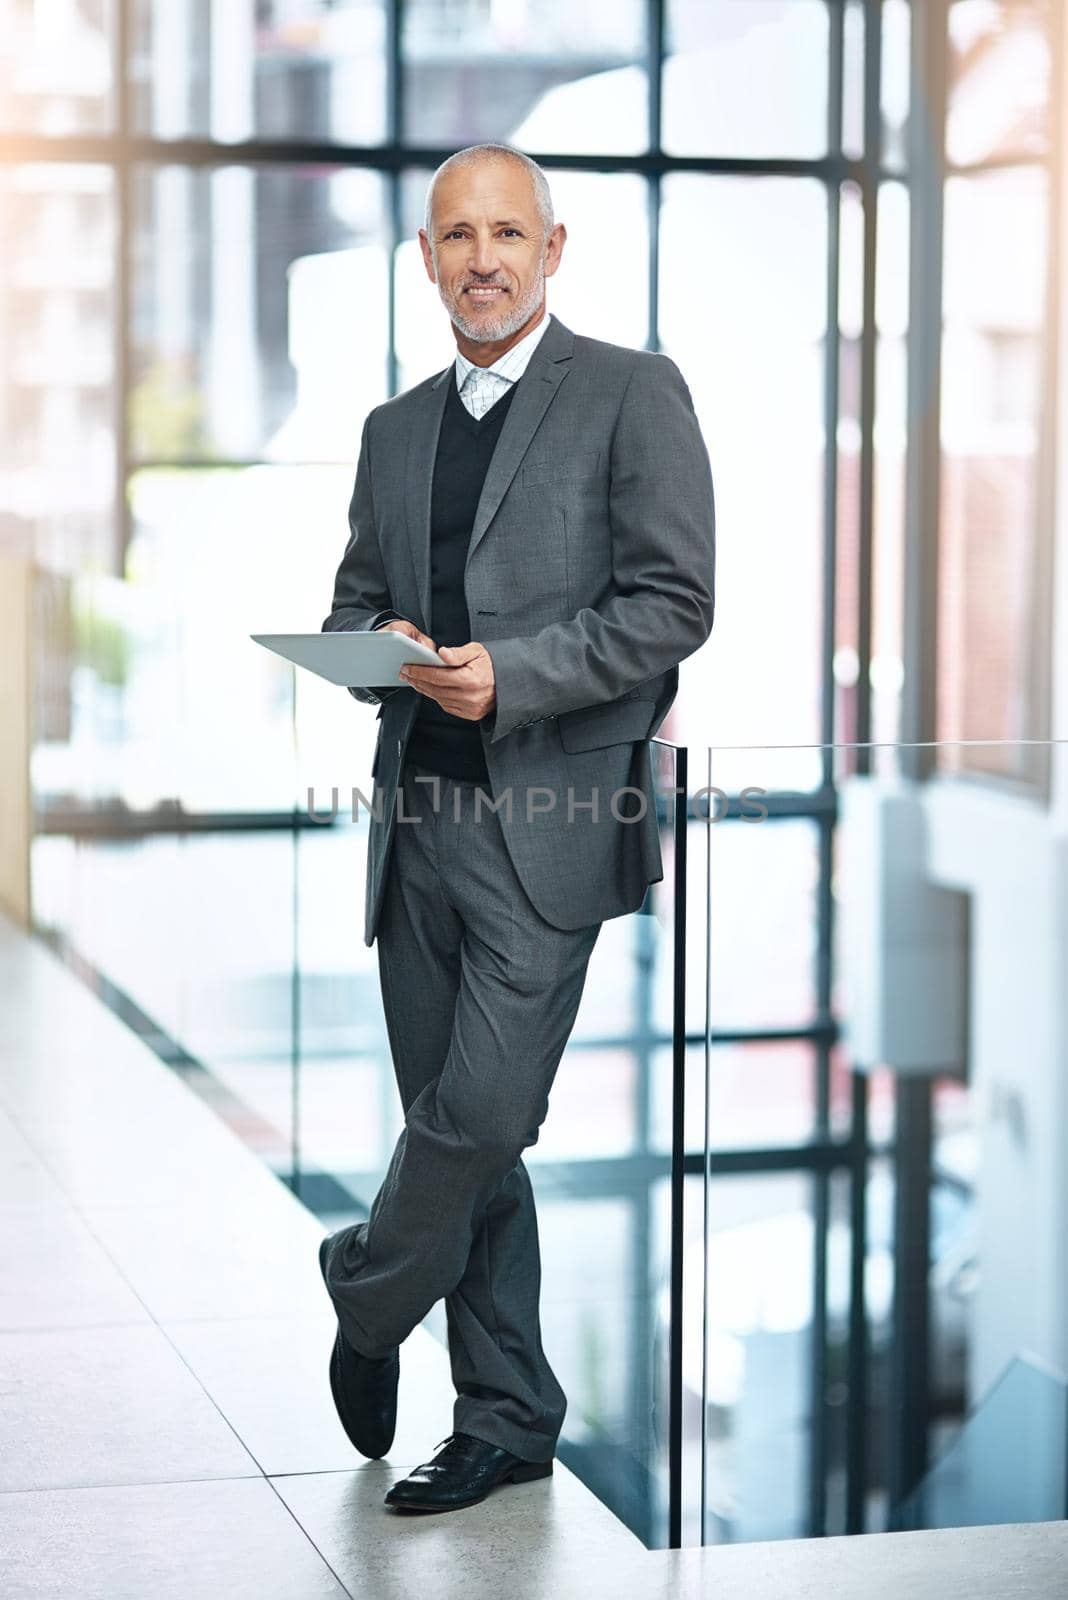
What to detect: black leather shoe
<box><xmin>327</xmin><ymin>1324</ymin><xmax>399</xmax><ymax>1460</ymax></box>
<box><xmin>320</xmin><ymin>1238</ymin><xmax>399</xmax><ymax>1460</ymax></box>
<box><xmin>384</xmin><ymin>1431</ymin><xmax>553</xmax><ymax>1512</ymax></box>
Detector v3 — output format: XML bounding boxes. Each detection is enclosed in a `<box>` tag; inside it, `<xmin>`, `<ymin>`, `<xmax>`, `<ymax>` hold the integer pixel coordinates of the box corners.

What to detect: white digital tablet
<box><xmin>251</xmin><ymin>630</ymin><xmax>443</xmax><ymax>687</ymax></box>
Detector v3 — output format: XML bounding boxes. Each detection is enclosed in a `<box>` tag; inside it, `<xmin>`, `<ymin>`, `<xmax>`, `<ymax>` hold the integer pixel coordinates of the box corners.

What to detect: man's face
<box><xmin>419</xmin><ymin>159</ymin><xmax>565</xmax><ymax>346</ymax></box>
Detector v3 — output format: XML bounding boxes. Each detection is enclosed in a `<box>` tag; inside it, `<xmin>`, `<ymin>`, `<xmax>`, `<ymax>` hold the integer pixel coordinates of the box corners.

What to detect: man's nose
<box><xmin>467</xmin><ymin>234</ymin><xmax>502</xmax><ymax>276</ymax></box>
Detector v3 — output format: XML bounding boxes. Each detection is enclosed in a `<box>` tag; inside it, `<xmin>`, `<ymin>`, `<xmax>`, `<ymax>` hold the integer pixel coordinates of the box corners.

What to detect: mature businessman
<box><xmin>317</xmin><ymin>141</ymin><xmax>715</xmax><ymax>1513</ymax></box>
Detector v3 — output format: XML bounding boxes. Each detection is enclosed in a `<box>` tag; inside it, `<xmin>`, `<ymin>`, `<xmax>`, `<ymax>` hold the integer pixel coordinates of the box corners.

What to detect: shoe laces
<box><xmin>432</xmin><ymin>1431</ymin><xmax>477</xmax><ymax>1455</ymax></box>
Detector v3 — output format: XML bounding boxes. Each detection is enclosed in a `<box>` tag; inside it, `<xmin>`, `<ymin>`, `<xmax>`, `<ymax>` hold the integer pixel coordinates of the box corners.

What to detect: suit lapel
<box><xmin>402</xmin><ymin>375</ymin><xmax>450</xmax><ymax>634</ymax></box>
<box><xmin>402</xmin><ymin>314</ymin><xmax>575</xmax><ymax>630</ymax></box>
<box><xmin>466</xmin><ymin>316</ymin><xmax>574</xmax><ymax>561</ymax></box>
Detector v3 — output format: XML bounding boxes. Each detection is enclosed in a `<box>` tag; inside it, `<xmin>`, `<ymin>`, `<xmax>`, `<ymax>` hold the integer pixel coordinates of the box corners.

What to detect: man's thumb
<box><xmin>439</xmin><ymin>642</ymin><xmax>477</xmax><ymax>664</ymax></box>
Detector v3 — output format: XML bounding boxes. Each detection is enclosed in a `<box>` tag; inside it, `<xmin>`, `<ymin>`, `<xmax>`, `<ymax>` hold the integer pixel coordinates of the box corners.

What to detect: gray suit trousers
<box><xmin>319</xmin><ymin>761</ymin><xmax>602</xmax><ymax>1464</ymax></box>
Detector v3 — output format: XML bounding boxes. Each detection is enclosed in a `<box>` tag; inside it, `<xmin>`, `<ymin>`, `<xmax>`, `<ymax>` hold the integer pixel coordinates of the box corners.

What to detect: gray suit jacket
<box><xmin>323</xmin><ymin>313</ymin><xmax>715</xmax><ymax>947</ymax></box>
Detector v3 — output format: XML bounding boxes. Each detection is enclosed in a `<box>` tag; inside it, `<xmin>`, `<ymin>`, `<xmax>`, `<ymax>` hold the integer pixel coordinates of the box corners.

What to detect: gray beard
<box><xmin>438</xmin><ymin>260</ymin><xmax>545</xmax><ymax>343</ymax></box>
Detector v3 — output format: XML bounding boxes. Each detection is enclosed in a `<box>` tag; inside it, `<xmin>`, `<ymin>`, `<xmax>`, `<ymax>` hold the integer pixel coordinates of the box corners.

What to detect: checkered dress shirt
<box><xmin>454</xmin><ymin>310</ymin><xmax>554</xmax><ymax>418</ymax></box>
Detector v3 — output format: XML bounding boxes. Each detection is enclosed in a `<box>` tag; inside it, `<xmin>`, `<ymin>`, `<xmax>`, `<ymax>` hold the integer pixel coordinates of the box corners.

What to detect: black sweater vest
<box><xmin>403</xmin><ymin>370</ymin><xmax>519</xmax><ymax>783</ymax></box>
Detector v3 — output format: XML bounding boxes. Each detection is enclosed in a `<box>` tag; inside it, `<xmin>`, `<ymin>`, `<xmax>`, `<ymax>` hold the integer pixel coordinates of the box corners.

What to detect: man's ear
<box><xmin>544</xmin><ymin>222</ymin><xmax>567</xmax><ymax>279</ymax></box>
<box><xmin>418</xmin><ymin>228</ymin><xmax>437</xmax><ymax>283</ymax></box>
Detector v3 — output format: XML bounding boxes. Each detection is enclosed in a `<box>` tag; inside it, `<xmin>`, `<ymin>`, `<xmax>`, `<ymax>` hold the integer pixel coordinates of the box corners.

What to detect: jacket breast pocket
<box><xmin>557</xmin><ymin>697</ymin><xmax>657</xmax><ymax>753</ymax></box>
<box><xmin>518</xmin><ymin>448</ymin><xmax>602</xmax><ymax>489</ymax></box>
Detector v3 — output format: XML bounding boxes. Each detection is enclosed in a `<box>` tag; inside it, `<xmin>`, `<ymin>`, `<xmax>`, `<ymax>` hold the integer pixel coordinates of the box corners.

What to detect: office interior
<box><xmin>1</xmin><ymin>0</ymin><xmax>1067</xmax><ymax>1591</ymax></box>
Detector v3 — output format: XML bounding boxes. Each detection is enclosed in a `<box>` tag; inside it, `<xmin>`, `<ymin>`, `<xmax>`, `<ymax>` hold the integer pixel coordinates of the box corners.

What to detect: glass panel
<box><xmin>882</xmin><ymin>0</ymin><xmax>911</xmax><ymax>171</ymax></box>
<box><xmin>708</xmin><ymin>1042</ymin><xmax>817</xmax><ymax>1150</ymax></box>
<box><xmin>650</xmin><ymin>744</ymin><xmax>709</xmax><ymax>1045</ymax></box>
<box><xmin>699</xmin><ymin>1170</ymin><xmax>817</xmax><ymax>1542</ymax></box>
<box><xmin>688</xmin><ymin>737</ymin><xmax>995</xmax><ymax>1543</ymax></box>
<box><xmin>841</xmin><ymin>0</ymin><xmax>865</xmax><ymax>163</ymax></box>
<box><xmin>696</xmin><ymin>733</ymin><xmax>1068</xmax><ymax>1545</ymax></box>
<box><xmin>32</xmin><ymin>833</ymin><xmax>184</xmax><ymax>1036</ymax></box>
<box><xmin>129</xmin><ymin>164</ymin><xmax>389</xmax><ymax>464</ymax></box>
<box><xmin>654</xmin><ymin>1041</ymin><xmax>818</xmax><ymax>1156</ymax></box>
<box><xmin>824</xmin><ymin>1168</ymin><xmax>853</xmax><ymax>1533</ymax></box>
<box><xmin>151</xmin><ymin>831</ymin><xmax>300</xmax><ymax>1156</ymax></box>
<box><xmin>132</xmin><ymin>463</ymin><xmax>359</xmax><ymax>813</ymax></box>
<box><xmin>937</xmin><ymin>165</ymin><xmax>1049</xmax><ymax>772</ymax></box>
<box><xmin>835</xmin><ymin>179</ymin><xmax>910</xmax><ymax>749</ymax></box>
<box><xmin>841</xmin><ymin>0</ymin><xmax>914</xmax><ymax>171</ymax></box>
<box><xmin>837</xmin><ymin>180</ymin><xmax>867</xmax><ymax>742</ymax></box>
<box><xmin>518</xmin><ymin>169</ymin><xmax>648</xmax><ymax>350</ymax></box>
<box><xmin>664</xmin><ymin>0</ymin><xmax>829</xmax><ymax>159</ymax></box>
<box><xmin>831</xmin><ymin>736</ymin><xmax>1066</xmax><ymax>1537</ymax></box>
<box><xmin>395</xmin><ymin>165</ymin><xmax>460</xmax><ymax>387</ymax></box>
<box><xmin>873</xmin><ymin>179</ymin><xmax>909</xmax><ymax>745</ymax></box>
<box><xmin>706</xmin><ymin>807</ymin><xmax>820</xmax><ymax>1036</ymax></box>
<box><xmin>128</xmin><ymin>0</ymin><xmax>388</xmax><ymax>145</ymax></box>
<box><xmin>0</xmin><ymin>0</ymin><xmax>114</xmax><ymax>133</ymax></box>
<box><xmin>824</xmin><ymin>1155</ymin><xmax>898</xmax><ymax>1533</ymax></box>
<box><xmin>0</xmin><ymin>163</ymin><xmax>116</xmax><ymax>573</ymax></box>
<box><xmin>29</xmin><ymin>463</ymin><xmax>357</xmax><ymax>823</ymax></box>
<box><xmin>31</xmin><ymin>828</ymin><xmax>300</xmax><ymax>1166</ymax></box>
<box><xmin>401</xmin><ymin>0</ymin><xmax>648</xmax><ymax>153</ymax></box>
<box><xmin>31</xmin><ymin>561</ymin><xmax>182</xmax><ymax>820</ymax></box>
<box><xmin>930</xmin><ymin>1075</ymin><xmax>975</xmax><ymax>1449</ymax></box>
<box><xmin>947</xmin><ymin>0</ymin><xmax>1051</xmax><ymax>166</ymax></box>
<box><xmin>290</xmin><ymin>823</ymin><xmax>390</xmax><ymax>1181</ymax></box>
<box><xmin>863</xmin><ymin>1150</ymin><xmax>896</xmax><ymax>1531</ymax></box>
<box><xmin>659</xmin><ymin>176</ymin><xmax>827</xmax><ymax>750</ymax></box>
<box><xmin>899</xmin><ymin>1356</ymin><xmax>1067</xmax><ymax>1528</ymax></box>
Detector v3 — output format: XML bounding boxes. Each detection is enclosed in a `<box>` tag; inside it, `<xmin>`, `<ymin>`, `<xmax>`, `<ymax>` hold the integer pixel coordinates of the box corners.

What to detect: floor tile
<box><xmin>655</xmin><ymin>1520</ymin><xmax>1068</xmax><ymax>1600</ymax></box>
<box><xmin>0</xmin><ymin>1138</ymin><xmax>72</xmax><ymax>1214</ymax></box>
<box><xmin>0</xmin><ymin>1103</ymin><xmax>32</xmax><ymax>1154</ymax></box>
<box><xmin>0</xmin><ymin>1476</ymin><xmax>352</xmax><ymax>1600</ymax></box>
<box><xmin>0</xmin><ymin>1204</ymin><xmax>150</xmax><ymax>1331</ymax></box>
<box><xmin>81</xmin><ymin>1196</ymin><xmax>325</xmax><ymax>1322</ymax></box>
<box><xmin>161</xmin><ymin>1313</ymin><xmax>457</xmax><ymax>1475</ymax></box>
<box><xmin>271</xmin><ymin>1460</ymin><xmax>647</xmax><ymax>1600</ymax></box>
<box><xmin>0</xmin><ymin>1323</ymin><xmax>260</xmax><ymax>1491</ymax></box>
<box><xmin>12</xmin><ymin>1110</ymin><xmax>295</xmax><ymax>1210</ymax></box>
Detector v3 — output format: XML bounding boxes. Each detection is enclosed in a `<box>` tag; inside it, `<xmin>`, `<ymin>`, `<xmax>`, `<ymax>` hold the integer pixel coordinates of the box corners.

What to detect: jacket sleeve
<box><xmin>321</xmin><ymin>411</ymin><xmax>409</xmax><ymax>707</ymax></box>
<box><xmin>481</xmin><ymin>351</ymin><xmax>715</xmax><ymax>742</ymax></box>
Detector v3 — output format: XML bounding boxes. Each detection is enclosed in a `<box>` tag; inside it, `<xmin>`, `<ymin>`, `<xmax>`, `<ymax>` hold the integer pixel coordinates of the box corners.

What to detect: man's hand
<box><xmin>378</xmin><ymin>617</ymin><xmax>438</xmax><ymax>653</ymax></box>
<box><xmin>400</xmin><ymin>640</ymin><xmax>497</xmax><ymax>721</ymax></box>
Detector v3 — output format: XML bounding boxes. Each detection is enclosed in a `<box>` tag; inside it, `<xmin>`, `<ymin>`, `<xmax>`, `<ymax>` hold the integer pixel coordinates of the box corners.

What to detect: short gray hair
<box><xmin>424</xmin><ymin>143</ymin><xmax>554</xmax><ymax>246</ymax></box>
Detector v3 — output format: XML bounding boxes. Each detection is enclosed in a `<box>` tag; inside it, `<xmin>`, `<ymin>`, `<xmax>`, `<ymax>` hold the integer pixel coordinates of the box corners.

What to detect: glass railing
<box><xmin>687</xmin><ymin>733</ymin><xmax>1066</xmax><ymax>1549</ymax></box>
<box><xmin>25</xmin><ymin>603</ymin><xmax>1068</xmax><ymax>1552</ymax></box>
<box><xmin>896</xmin><ymin>1354</ymin><xmax>1067</xmax><ymax>1530</ymax></box>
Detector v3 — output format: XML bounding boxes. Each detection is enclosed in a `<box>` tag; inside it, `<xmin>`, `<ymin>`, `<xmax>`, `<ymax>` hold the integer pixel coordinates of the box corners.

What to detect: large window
<box><xmin>936</xmin><ymin>0</ymin><xmax>1058</xmax><ymax>782</ymax></box>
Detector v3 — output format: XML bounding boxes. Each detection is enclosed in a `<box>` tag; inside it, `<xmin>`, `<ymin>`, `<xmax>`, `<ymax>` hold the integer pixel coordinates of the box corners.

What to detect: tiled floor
<box><xmin>1</xmin><ymin>908</ymin><xmax>1065</xmax><ymax>1598</ymax></box>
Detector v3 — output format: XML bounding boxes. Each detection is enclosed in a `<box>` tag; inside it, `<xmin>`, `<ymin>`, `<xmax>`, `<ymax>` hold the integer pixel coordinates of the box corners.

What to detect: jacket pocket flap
<box><xmin>557</xmin><ymin>697</ymin><xmax>657</xmax><ymax>753</ymax></box>
<box><xmin>519</xmin><ymin>449</ymin><xmax>602</xmax><ymax>487</ymax></box>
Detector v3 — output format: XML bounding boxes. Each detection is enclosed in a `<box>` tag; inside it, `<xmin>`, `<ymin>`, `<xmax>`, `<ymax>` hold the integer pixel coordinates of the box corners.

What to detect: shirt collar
<box><xmin>454</xmin><ymin>310</ymin><xmax>553</xmax><ymax>393</ymax></box>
